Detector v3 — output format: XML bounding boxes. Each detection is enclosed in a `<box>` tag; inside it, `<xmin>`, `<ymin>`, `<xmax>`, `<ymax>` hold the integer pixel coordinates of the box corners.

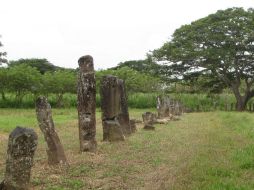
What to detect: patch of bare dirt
<box><xmin>0</xmin><ymin>133</ymin><xmax>8</xmax><ymax>141</ymax></box>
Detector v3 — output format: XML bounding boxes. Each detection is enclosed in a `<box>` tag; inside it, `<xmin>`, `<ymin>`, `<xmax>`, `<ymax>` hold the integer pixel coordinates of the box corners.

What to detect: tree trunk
<box><xmin>235</xmin><ymin>99</ymin><xmax>247</xmax><ymax>111</ymax></box>
<box><xmin>234</xmin><ymin>91</ymin><xmax>253</xmax><ymax>111</ymax></box>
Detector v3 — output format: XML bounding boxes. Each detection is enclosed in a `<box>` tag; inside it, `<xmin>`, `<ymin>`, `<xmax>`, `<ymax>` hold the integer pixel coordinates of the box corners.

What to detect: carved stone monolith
<box><xmin>118</xmin><ymin>79</ymin><xmax>132</xmax><ymax>135</ymax></box>
<box><xmin>157</xmin><ymin>96</ymin><xmax>170</xmax><ymax>118</ymax></box>
<box><xmin>1</xmin><ymin>127</ymin><xmax>38</xmax><ymax>190</ymax></box>
<box><xmin>142</xmin><ymin>112</ymin><xmax>157</xmax><ymax>130</ymax></box>
<box><xmin>101</xmin><ymin>75</ymin><xmax>125</xmax><ymax>141</ymax></box>
<box><xmin>35</xmin><ymin>96</ymin><xmax>68</xmax><ymax>165</ymax></box>
<box><xmin>174</xmin><ymin>101</ymin><xmax>181</xmax><ymax>116</ymax></box>
<box><xmin>77</xmin><ymin>55</ymin><xmax>97</xmax><ymax>152</ymax></box>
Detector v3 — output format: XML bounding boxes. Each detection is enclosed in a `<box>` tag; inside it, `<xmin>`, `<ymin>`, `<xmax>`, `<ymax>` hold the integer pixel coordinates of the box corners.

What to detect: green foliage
<box><xmin>1</xmin><ymin>57</ymin><xmax>164</xmax><ymax>108</ymax></box>
<box><xmin>0</xmin><ymin>67</ymin><xmax>9</xmax><ymax>99</ymax></box>
<box><xmin>9</xmin><ymin>58</ymin><xmax>59</xmax><ymax>74</ymax></box>
<box><xmin>42</xmin><ymin>70</ymin><xmax>76</xmax><ymax>94</ymax></box>
<box><xmin>96</xmin><ymin>66</ymin><xmax>162</xmax><ymax>93</ymax></box>
<box><xmin>8</xmin><ymin>64</ymin><xmax>42</xmax><ymax>102</ymax></box>
<box><xmin>153</xmin><ymin>7</ymin><xmax>254</xmax><ymax>110</ymax></box>
<box><xmin>127</xmin><ymin>93</ymin><xmax>157</xmax><ymax>108</ymax></box>
<box><xmin>42</xmin><ymin>70</ymin><xmax>76</xmax><ymax>107</ymax></box>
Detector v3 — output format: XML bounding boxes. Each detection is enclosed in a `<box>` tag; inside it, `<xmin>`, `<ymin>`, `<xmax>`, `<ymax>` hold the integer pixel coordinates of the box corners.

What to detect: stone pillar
<box><xmin>35</xmin><ymin>97</ymin><xmax>68</xmax><ymax>165</ymax></box>
<box><xmin>174</xmin><ymin>101</ymin><xmax>181</xmax><ymax>116</ymax></box>
<box><xmin>118</xmin><ymin>79</ymin><xmax>132</xmax><ymax>135</ymax></box>
<box><xmin>77</xmin><ymin>55</ymin><xmax>97</xmax><ymax>152</ymax></box>
<box><xmin>157</xmin><ymin>96</ymin><xmax>170</xmax><ymax>118</ymax></box>
<box><xmin>1</xmin><ymin>127</ymin><xmax>38</xmax><ymax>190</ymax></box>
<box><xmin>100</xmin><ymin>75</ymin><xmax>125</xmax><ymax>141</ymax></box>
<box><xmin>130</xmin><ymin>119</ymin><xmax>137</xmax><ymax>133</ymax></box>
<box><xmin>142</xmin><ymin>112</ymin><xmax>156</xmax><ymax>130</ymax></box>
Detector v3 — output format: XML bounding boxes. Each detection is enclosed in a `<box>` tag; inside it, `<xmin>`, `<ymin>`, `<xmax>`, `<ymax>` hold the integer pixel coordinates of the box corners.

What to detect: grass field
<box><xmin>1</xmin><ymin>109</ymin><xmax>254</xmax><ymax>189</ymax></box>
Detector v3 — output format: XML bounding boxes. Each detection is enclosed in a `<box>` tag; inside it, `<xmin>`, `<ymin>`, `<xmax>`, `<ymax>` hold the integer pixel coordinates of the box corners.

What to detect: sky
<box><xmin>0</xmin><ymin>0</ymin><xmax>253</xmax><ymax>70</ymax></box>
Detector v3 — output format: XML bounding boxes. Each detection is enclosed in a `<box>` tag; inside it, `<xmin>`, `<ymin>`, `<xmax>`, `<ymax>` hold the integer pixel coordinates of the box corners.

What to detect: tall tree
<box><xmin>153</xmin><ymin>8</ymin><xmax>254</xmax><ymax>111</ymax></box>
<box><xmin>42</xmin><ymin>70</ymin><xmax>76</xmax><ymax>107</ymax></box>
<box><xmin>0</xmin><ymin>36</ymin><xmax>7</xmax><ymax>65</ymax></box>
<box><xmin>8</xmin><ymin>65</ymin><xmax>42</xmax><ymax>103</ymax></box>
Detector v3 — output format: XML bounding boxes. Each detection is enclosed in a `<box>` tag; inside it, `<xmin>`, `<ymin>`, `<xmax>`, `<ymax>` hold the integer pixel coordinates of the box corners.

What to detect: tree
<box><xmin>42</xmin><ymin>70</ymin><xmax>76</xmax><ymax>107</ymax></box>
<box><xmin>153</xmin><ymin>7</ymin><xmax>254</xmax><ymax>111</ymax></box>
<box><xmin>8</xmin><ymin>65</ymin><xmax>42</xmax><ymax>103</ymax></box>
<box><xmin>96</xmin><ymin>67</ymin><xmax>162</xmax><ymax>93</ymax></box>
<box><xmin>113</xmin><ymin>57</ymin><xmax>171</xmax><ymax>83</ymax></box>
<box><xmin>0</xmin><ymin>36</ymin><xmax>7</xmax><ymax>65</ymax></box>
<box><xmin>9</xmin><ymin>58</ymin><xmax>58</xmax><ymax>74</ymax></box>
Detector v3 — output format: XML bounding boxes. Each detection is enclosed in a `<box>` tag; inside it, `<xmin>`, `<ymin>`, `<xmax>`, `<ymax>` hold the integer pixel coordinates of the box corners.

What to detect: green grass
<box><xmin>1</xmin><ymin>109</ymin><xmax>254</xmax><ymax>189</ymax></box>
<box><xmin>3</xmin><ymin>92</ymin><xmax>254</xmax><ymax>111</ymax></box>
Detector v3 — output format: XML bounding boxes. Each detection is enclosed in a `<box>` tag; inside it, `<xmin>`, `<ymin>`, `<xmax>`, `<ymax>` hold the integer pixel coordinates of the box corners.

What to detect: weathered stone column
<box><xmin>142</xmin><ymin>112</ymin><xmax>157</xmax><ymax>130</ymax></box>
<box><xmin>35</xmin><ymin>96</ymin><xmax>68</xmax><ymax>165</ymax></box>
<box><xmin>118</xmin><ymin>79</ymin><xmax>132</xmax><ymax>135</ymax></box>
<box><xmin>174</xmin><ymin>101</ymin><xmax>181</xmax><ymax>116</ymax></box>
<box><xmin>77</xmin><ymin>55</ymin><xmax>97</xmax><ymax>152</ymax></box>
<box><xmin>1</xmin><ymin>127</ymin><xmax>38</xmax><ymax>190</ymax></box>
<box><xmin>100</xmin><ymin>75</ymin><xmax>125</xmax><ymax>141</ymax></box>
<box><xmin>157</xmin><ymin>96</ymin><xmax>170</xmax><ymax>118</ymax></box>
<box><xmin>130</xmin><ymin>119</ymin><xmax>137</xmax><ymax>133</ymax></box>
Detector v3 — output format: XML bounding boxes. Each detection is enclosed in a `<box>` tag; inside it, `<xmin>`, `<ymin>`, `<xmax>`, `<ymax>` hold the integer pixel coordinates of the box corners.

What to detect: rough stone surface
<box><xmin>77</xmin><ymin>55</ymin><xmax>97</xmax><ymax>152</ymax></box>
<box><xmin>157</xmin><ymin>96</ymin><xmax>170</xmax><ymax>118</ymax></box>
<box><xmin>129</xmin><ymin>119</ymin><xmax>137</xmax><ymax>133</ymax></box>
<box><xmin>118</xmin><ymin>79</ymin><xmax>132</xmax><ymax>135</ymax></box>
<box><xmin>174</xmin><ymin>101</ymin><xmax>182</xmax><ymax>116</ymax></box>
<box><xmin>1</xmin><ymin>127</ymin><xmax>38</xmax><ymax>190</ymax></box>
<box><xmin>102</xmin><ymin>119</ymin><xmax>125</xmax><ymax>141</ymax></box>
<box><xmin>36</xmin><ymin>97</ymin><xmax>68</xmax><ymax>165</ymax></box>
<box><xmin>100</xmin><ymin>75</ymin><xmax>125</xmax><ymax>141</ymax></box>
<box><xmin>142</xmin><ymin>112</ymin><xmax>157</xmax><ymax>130</ymax></box>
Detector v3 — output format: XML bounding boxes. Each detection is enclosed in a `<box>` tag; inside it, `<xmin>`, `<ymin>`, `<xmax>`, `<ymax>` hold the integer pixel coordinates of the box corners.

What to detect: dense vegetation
<box><xmin>152</xmin><ymin>8</ymin><xmax>254</xmax><ymax>111</ymax></box>
<box><xmin>0</xmin><ymin>59</ymin><xmax>162</xmax><ymax>108</ymax></box>
<box><xmin>1</xmin><ymin>8</ymin><xmax>254</xmax><ymax>111</ymax></box>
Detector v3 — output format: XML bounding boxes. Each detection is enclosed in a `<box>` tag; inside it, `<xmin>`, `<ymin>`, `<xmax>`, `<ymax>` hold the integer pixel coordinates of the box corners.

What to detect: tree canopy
<box><xmin>9</xmin><ymin>58</ymin><xmax>59</xmax><ymax>74</ymax></box>
<box><xmin>152</xmin><ymin>7</ymin><xmax>254</xmax><ymax>111</ymax></box>
<box><xmin>96</xmin><ymin>66</ymin><xmax>162</xmax><ymax>93</ymax></box>
<box><xmin>113</xmin><ymin>57</ymin><xmax>171</xmax><ymax>83</ymax></box>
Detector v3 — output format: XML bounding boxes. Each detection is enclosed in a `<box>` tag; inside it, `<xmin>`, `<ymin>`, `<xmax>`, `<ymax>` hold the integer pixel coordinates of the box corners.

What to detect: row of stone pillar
<box><xmin>77</xmin><ymin>55</ymin><xmax>135</xmax><ymax>153</ymax></box>
<box><xmin>0</xmin><ymin>55</ymin><xmax>134</xmax><ymax>190</ymax></box>
<box><xmin>157</xmin><ymin>95</ymin><xmax>184</xmax><ymax>118</ymax></box>
<box><xmin>141</xmin><ymin>96</ymin><xmax>185</xmax><ymax>130</ymax></box>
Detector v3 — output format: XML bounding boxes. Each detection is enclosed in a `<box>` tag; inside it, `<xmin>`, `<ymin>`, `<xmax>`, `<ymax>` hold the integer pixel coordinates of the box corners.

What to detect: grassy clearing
<box><xmin>1</xmin><ymin>109</ymin><xmax>254</xmax><ymax>189</ymax></box>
